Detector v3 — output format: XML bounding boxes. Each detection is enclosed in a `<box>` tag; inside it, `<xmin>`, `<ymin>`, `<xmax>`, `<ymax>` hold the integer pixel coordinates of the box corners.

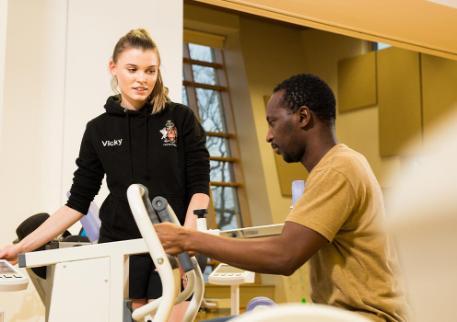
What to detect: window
<box><xmin>182</xmin><ymin>33</ymin><xmax>249</xmax><ymax>230</ymax></box>
<box><xmin>374</xmin><ymin>42</ymin><xmax>392</xmax><ymax>51</ymax></box>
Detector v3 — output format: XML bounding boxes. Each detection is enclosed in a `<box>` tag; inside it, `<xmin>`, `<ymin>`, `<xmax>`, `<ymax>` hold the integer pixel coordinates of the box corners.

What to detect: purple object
<box><xmin>246</xmin><ymin>296</ymin><xmax>276</xmax><ymax>311</ymax></box>
<box><xmin>79</xmin><ymin>201</ymin><xmax>101</xmax><ymax>242</ymax></box>
<box><xmin>67</xmin><ymin>191</ymin><xmax>101</xmax><ymax>242</ymax></box>
<box><xmin>291</xmin><ymin>180</ymin><xmax>305</xmax><ymax>207</ymax></box>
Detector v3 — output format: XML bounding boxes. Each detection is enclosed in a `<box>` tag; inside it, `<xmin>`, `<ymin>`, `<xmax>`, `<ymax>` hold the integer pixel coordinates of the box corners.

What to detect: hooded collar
<box><xmin>104</xmin><ymin>95</ymin><xmax>153</xmax><ymax>116</ymax></box>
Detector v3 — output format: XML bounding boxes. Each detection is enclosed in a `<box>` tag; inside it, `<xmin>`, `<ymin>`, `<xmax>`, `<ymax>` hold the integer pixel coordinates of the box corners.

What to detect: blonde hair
<box><xmin>111</xmin><ymin>28</ymin><xmax>169</xmax><ymax>113</ymax></box>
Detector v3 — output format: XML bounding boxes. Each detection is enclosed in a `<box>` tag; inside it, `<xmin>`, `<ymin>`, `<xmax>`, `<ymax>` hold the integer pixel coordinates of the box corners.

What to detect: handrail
<box><xmin>127</xmin><ymin>184</ymin><xmax>177</xmax><ymax>322</ymax></box>
<box><xmin>126</xmin><ymin>184</ymin><xmax>205</xmax><ymax>322</ymax></box>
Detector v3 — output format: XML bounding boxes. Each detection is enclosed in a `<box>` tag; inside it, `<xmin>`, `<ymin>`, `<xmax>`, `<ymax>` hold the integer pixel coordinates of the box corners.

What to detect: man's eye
<box><xmin>127</xmin><ymin>68</ymin><xmax>136</xmax><ymax>73</ymax></box>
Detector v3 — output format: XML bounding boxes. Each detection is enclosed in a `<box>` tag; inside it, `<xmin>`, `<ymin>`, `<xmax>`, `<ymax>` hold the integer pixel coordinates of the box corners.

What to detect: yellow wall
<box><xmin>184</xmin><ymin>2</ymin><xmax>403</xmax><ymax>304</ymax></box>
<box><xmin>194</xmin><ymin>0</ymin><xmax>457</xmax><ymax>61</ymax></box>
<box><xmin>237</xmin><ymin>15</ymin><xmax>314</xmax><ymax>303</ymax></box>
<box><xmin>237</xmin><ymin>17</ymin><xmax>308</xmax><ymax>226</ymax></box>
<box><xmin>185</xmin><ymin>3</ymin><xmax>311</xmax><ymax>302</ymax></box>
<box><xmin>300</xmin><ymin>30</ymin><xmax>403</xmax><ymax>188</ymax></box>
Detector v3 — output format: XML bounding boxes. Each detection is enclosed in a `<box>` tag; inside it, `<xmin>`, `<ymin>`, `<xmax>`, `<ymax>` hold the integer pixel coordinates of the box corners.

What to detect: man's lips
<box><xmin>271</xmin><ymin>144</ymin><xmax>280</xmax><ymax>154</ymax></box>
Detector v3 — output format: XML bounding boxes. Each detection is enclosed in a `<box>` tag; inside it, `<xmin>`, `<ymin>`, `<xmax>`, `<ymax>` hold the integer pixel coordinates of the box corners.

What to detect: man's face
<box><xmin>266</xmin><ymin>91</ymin><xmax>305</xmax><ymax>163</ymax></box>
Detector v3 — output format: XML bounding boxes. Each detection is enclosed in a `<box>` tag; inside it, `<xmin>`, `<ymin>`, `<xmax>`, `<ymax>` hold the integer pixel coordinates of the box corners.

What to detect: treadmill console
<box><xmin>0</xmin><ymin>259</ymin><xmax>28</xmax><ymax>292</ymax></box>
<box><xmin>208</xmin><ymin>263</ymin><xmax>255</xmax><ymax>285</ymax></box>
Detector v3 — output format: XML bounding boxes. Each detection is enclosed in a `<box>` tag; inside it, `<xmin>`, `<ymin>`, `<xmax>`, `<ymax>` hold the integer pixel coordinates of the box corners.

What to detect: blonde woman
<box><xmin>0</xmin><ymin>29</ymin><xmax>210</xmax><ymax>321</ymax></box>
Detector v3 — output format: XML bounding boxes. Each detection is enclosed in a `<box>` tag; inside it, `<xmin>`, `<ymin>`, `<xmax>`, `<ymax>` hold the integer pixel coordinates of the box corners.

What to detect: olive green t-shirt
<box><xmin>286</xmin><ymin>144</ymin><xmax>406</xmax><ymax>322</ymax></box>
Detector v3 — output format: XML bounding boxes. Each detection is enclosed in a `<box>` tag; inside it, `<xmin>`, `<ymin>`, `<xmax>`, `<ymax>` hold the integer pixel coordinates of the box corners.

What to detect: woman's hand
<box><xmin>0</xmin><ymin>244</ymin><xmax>23</xmax><ymax>265</ymax></box>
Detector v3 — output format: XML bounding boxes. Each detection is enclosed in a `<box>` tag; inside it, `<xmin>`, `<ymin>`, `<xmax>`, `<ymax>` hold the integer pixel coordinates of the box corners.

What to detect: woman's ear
<box><xmin>108</xmin><ymin>59</ymin><xmax>116</xmax><ymax>76</ymax></box>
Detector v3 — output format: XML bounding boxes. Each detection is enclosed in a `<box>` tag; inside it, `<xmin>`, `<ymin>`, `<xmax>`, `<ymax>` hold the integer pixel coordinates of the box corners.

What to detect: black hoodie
<box><xmin>66</xmin><ymin>96</ymin><xmax>210</xmax><ymax>240</ymax></box>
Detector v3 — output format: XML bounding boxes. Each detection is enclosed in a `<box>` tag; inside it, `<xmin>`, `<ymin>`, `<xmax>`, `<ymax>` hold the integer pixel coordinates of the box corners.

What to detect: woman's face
<box><xmin>109</xmin><ymin>47</ymin><xmax>159</xmax><ymax>110</ymax></box>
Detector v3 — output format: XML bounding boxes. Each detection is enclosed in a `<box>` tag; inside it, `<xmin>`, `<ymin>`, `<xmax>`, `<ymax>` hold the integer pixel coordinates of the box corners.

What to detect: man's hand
<box><xmin>154</xmin><ymin>222</ymin><xmax>190</xmax><ymax>256</ymax></box>
<box><xmin>0</xmin><ymin>244</ymin><xmax>23</xmax><ymax>265</ymax></box>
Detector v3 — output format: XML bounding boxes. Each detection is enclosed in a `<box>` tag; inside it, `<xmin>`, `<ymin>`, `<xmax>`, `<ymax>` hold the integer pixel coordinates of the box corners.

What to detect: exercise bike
<box><xmin>1</xmin><ymin>183</ymin><xmax>204</xmax><ymax>322</ymax></box>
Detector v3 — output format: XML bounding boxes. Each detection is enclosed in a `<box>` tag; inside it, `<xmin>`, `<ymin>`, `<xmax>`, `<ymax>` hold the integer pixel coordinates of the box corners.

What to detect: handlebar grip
<box><xmin>140</xmin><ymin>186</ymin><xmax>160</xmax><ymax>224</ymax></box>
<box><xmin>151</xmin><ymin>196</ymin><xmax>194</xmax><ymax>272</ymax></box>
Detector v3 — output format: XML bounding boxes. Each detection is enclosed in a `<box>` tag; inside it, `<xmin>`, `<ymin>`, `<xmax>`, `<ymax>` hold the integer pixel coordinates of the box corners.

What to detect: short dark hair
<box><xmin>274</xmin><ymin>73</ymin><xmax>336</xmax><ymax>125</ymax></box>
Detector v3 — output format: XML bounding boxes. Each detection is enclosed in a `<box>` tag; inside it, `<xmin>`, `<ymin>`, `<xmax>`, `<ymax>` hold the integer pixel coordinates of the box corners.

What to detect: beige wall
<box><xmin>0</xmin><ymin>0</ymin><xmax>6</xmax><ymax>147</ymax></box>
<box><xmin>0</xmin><ymin>0</ymin><xmax>182</xmax><ymax>320</ymax></box>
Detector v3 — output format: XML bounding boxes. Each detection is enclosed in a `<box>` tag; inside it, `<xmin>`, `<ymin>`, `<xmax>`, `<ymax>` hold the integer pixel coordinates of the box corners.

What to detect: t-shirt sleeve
<box><xmin>286</xmin><ymin>168</ymin><xmax>356</xmax><ymax>242</ymax></box>
<box><xmin>183</xmin><ymin>108</ymin><xmax>210</xmax><ymax>196</ymax></box>
<box><xmin>66</xmin><ymin>124</ymin><xmax>105</xmax><ymax>215</ymax></box>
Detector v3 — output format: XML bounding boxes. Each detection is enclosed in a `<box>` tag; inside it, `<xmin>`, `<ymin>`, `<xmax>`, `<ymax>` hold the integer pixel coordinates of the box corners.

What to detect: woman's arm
<box><xmin>0</xmin><ymin>206</ymin><xmax>83</xmax><ymax>263</ymax></box>
<box><xmin>183</xmin><ymin>193</ymin><xmax>210</xmax><ymax>229</ymax></box>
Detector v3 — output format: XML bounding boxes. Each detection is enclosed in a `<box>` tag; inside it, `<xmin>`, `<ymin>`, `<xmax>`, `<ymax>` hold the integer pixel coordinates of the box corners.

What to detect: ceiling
<box><xmin>193</xmin><ymin>0</ymin><xmax>457</xmax><ymax>60</ymax></box>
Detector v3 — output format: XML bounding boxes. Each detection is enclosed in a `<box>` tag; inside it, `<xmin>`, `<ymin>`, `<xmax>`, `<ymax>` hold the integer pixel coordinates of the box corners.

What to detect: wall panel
<box><xmin>421</xmin><ymin>54</ymin><xmax>457</xmax><ymax>134</ymax></box>
<box><xmin>338</xmin><ymin>51</ymin><xmax>377</xmax><ymax>113</ymax></box>
<box><xmin>378</xmin><ymin>48</ymin><xmax>422</xmax><ymax>156</ymax></box>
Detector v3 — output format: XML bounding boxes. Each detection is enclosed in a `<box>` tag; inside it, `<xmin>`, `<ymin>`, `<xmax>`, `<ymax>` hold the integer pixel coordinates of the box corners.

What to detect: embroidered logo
<box><xmin>160</xmin><ymin>120</ymin><xmax>178</xmax><ymax>147</ymax></box>
<box><xmin>101</xmin><ymin>139</ymin><xmax>123</xmax><ymax>147</ymax></box>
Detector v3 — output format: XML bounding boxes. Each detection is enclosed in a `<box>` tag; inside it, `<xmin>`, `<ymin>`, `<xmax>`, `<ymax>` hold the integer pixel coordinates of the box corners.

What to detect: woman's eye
<box><xmin>146</xmin><ymin>69</ymin><xmax>156</xmax><ymax>75</ymax></box>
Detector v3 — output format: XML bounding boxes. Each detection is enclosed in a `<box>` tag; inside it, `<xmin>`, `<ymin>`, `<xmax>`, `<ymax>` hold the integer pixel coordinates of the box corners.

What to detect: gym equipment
<box><xmin>219</xmin><ymin>223</ymin><xmax>283</xmax><ymax>239</ymax></box>
<box><xmin>127</xmin><ymin>185</ymin><xmax>204</xmax><ymax>322</ymax></box>
<box><xmin>10</xmin><ymin>183</ymin><xmax>203</xmax><ymax>322</ymax></box>
<box><xmin>204</xmin><ymin>223</ymin><xmax>283</xmax><ymax>315</ymax></box>
<box><xmin>291</xmin><ymin>180</ymin><xmax>305</xmax><ymax>207</ymax></box>
<box><xmin>245</xmin><ymin>296</ymin><xmax>275</xmax><ymax>312</ymax></box>
<box><xmin>0</xmin><ymin>259</ymin><xmax>28</xmax><ymax>292</ymax></box>
<box><xmin>208</xmin><ymin>263</ymin><xmax>255</xmax><ymax>315</ymax></box>
<box><xmin>229</xmin><ymin>303</ymin><xmax>371</xmax><ymax>322</ymax></box>
<box><xmin>195</xmin><ymin>209</ymin><xmax>208</xmax><ymax>232</ymax></box>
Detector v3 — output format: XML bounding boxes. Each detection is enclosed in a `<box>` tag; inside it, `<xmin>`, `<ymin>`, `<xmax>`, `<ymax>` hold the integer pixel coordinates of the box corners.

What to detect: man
<box><xmin>155</xmin><ymin>74</ymin><xmax>407</xmax><ymax>322</ymax></box>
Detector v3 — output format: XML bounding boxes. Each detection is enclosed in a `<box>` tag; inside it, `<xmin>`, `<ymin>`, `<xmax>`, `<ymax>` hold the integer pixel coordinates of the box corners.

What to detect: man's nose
<box><xmin>266</xmin><ymin>128</ymin><xmax>273</xmax><ymax>143</ymax></box>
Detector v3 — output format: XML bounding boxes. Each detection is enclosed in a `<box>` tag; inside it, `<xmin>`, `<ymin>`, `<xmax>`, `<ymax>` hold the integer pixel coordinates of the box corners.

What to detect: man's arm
<box><xmin>156</xmin><ymin>221</ymin><xmax>328</xmax><ymax>275</ymax></box>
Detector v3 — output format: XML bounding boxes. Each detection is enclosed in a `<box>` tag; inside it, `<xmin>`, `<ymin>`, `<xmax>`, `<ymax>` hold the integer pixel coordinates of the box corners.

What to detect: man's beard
<box><xmin>282</xmin><ymin>149</ymin><xmax>304</xmax><ymax>163</ymax></box>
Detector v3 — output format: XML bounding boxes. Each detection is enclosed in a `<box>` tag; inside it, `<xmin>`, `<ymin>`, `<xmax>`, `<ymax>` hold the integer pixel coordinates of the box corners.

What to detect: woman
<box><xmin>0</xmin><ymin>28</ymin><xmax>210</xmax><ymax>320</ymax></box>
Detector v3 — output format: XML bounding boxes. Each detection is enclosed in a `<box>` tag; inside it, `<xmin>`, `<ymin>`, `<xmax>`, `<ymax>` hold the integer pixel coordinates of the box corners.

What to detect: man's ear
<box><xmin>298</xmin><ymin>106</ymin><xmax>311</xmax><ymax>128</ymax></box>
